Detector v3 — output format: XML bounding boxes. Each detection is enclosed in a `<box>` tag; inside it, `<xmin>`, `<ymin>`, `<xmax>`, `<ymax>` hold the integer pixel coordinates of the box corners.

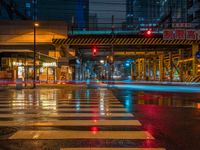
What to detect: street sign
<box><xmin>196</xmin><ymin>51</ymin><xmax>200</xmax><ymax>59</ymax></box>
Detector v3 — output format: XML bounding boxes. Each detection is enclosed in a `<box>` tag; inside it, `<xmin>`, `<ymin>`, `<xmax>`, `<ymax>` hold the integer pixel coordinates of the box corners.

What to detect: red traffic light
<box><xmin>92</xmin><ymin>47</ymin><xmax>97</xmax><ymax>56</ymax></box>
<box><xmin>145</xmin><ymin>30</ymin><xmax>153</xmax><ymax>37</ymax></box>
<box><xmin>93</xmin><ymin>48</ymin><xmax>97</xmax><ymax>53</ymax></box>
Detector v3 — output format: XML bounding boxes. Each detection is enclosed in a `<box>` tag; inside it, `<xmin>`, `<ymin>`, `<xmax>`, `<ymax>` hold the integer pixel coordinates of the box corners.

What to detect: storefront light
<box><xmin>42</xmin><ymin>62</ymin><xmax>57</xmax><ymax>67</ymax></box>
<box><xmin>13</xmin><ymin>62</ymin><xmax>24</xmax><ymax>66</ymax></box>
<box><xmin>100</xmin><ymin>60</ymin><xmax>104</xmax><ymax>64</ymax></box>
<box><xmin>40</xmin><ymin>68</ymin><xmax>44</xmax><ymax>73</ymax></box>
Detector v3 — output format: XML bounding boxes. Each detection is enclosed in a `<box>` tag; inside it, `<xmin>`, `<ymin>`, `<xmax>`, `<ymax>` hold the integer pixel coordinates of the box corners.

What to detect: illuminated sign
<box><xmin>197</xmin><ymin>64</ymin><xmax>200</xmax><ymax>73</ymax></box>
<box><xmin>42</xmin><ymin>62</ymin><xmax>57</xmax><ymax>67</ymax></box>
<box><xmin>175</xmin><ymin>29</ymin><xmax>186</xmax><ymax>40</ymax></box>
<box><xmin>163</xmin><ymin>29</ymin><xmax>200</xmax><ymax>40</ymax></box>
<box><xmin>172</xmin><ymin>23</ymin><xmax>192</xmax><ymax>28</ymax></box>
<box><xmin>197</xmin><ymin>103</ymin><xmax>200</xmax><ymax>109</ymax></box>
<box><xmin>13</xmin><ymin>62</ymin><xmax>24</xmax><ymax>66</ymax></box>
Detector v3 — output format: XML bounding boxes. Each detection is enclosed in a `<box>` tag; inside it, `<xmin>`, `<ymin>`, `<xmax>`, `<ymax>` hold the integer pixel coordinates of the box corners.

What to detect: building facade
<box><xmin>159</xmin><ymin>0</ymin><xmax>187</xmax><ymax>28</ymax></box>
<box><xmin>126</xmin><ymin>0</ymin><xmax>160</xmax><ymax>31</ymax></box>
<box><xmin>89</xmin><ymin>13</ymin><xmax>98</xmax><ymax>30</ymax></box>
<box><xmin>187</xmin><ymin>0</ymin><xmax>200</xmax><ymax>28</ymax></box>
<box><xmin>89</xmin><ymin>0</ymin><xmax>126</xmax><ymax>30</ymax></box>
<box><xmin>0</xmin><ymin>0</ymin><xmax>89</xmax><ymax>29</ymax></box>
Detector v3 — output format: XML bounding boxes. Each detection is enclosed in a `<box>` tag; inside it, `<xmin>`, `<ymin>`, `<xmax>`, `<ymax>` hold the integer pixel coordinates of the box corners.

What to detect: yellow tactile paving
<box><xmin>0</xmin><ymin>113</ymin><xmax>133</xmax><ymax>118</ymax></box>
<box><xmin>0</xmin><ymin>101</ymin><xmax>120</xmax><ymax>105</ymax></box>
<box><xmin>0</xmin><ymin>108</ymin><xmax>127</xmax><ymax>112</ymax></box>
<box><xmin>0</xmin><ymin>103</ymin><xmax>123</xmax><ymax>107</ymax></box>
<box><xmin>61</xmin><ymin>148</ymin><xmax>166</xmax><ymax>150</ymax></box>
<box><xmin>9</xmin><ymin>131</ymin><xmax>154</xmax><ymax>140</ymax></box>
<box><xmin>57</xmin><ymin>98</ymin><xmax>119</xmax><ymax>102</ymax></box>
<box><xmin>0</xmin><ymin>120</ymin><xmax>141</xmax><ymax>126</ymax></box>
<box><xmin>0</xmin><ymin>100</ymin><xmax>120</xmax><ymax>103</ymax></box>
<box><xmin>57</xmin><ymin>101</ymin><xmax>121</xmax><ymax>104</ymax></box>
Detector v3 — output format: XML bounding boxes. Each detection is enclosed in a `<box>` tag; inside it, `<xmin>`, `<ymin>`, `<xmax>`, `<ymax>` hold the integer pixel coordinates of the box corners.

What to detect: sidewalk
<box><xmin>0</xmin><ymin>83</ymin><xmax>87</xmax><ymax>90</ymax></box>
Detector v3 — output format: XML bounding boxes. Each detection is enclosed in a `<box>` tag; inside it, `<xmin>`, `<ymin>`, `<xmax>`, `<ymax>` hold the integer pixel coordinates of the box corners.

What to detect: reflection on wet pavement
<box><xmin>136</xmin><ymin>92</ymin><xmax>200</xmax><ymax>109</ymax></box>
<box><xmin>113</xmin><ymin>90</ymin><xmax>200</xmax><ymax>110</ymax></box>
<box><xmin>0</xmin><ymin>88</ymin><xmax>165</xmax><ymax>150</ymax></box>
<box><xmin>113</xmin><ymin>90</ymin><xmax>200</xmax><ymax>150</ymax></box>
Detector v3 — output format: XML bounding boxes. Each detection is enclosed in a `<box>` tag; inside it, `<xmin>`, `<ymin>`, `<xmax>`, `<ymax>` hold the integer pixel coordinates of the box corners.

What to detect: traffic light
<box><xmin>145</xmin><ymin>29</ymin><xmax>153</xmax><ymax>37</ymax></box>
<box><xmin>92</xmin><ymin>47</ymin><xmax>97</xmax><ymax>56</ymax></box>
<box><xmin>197</xmin><ymin>64</ymin><xmax>200</xmax><ymax>73</ymax></box>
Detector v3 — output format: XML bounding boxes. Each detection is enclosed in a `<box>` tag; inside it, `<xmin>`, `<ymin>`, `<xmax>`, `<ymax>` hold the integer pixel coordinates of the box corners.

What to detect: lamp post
<box><xmin>33</xmin><ymin>0</ymin><xmax>38</xmax><ymax>88</ymax></box>
<box><xmin>33</xmin><ymin>22</ymin><xmax>39</xmax><ymax>88</ymax></box>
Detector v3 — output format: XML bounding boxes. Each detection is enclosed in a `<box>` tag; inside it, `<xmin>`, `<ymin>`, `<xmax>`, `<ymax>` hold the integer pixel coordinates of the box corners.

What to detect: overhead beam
<box><xmin>53</xmin><ymin>37</ymin><xmax>199</xmax><ymax>46</ymax></box>
<box><xmin>114</xmin><ymin>52</ymin><xmax>163</xmax><ymax>56</ymax></box>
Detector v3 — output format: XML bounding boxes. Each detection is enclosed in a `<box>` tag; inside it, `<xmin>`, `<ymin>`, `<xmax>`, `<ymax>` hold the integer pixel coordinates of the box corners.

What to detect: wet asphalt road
<box><xmin>113</xmin><ymin>90</ymin><xmax>200</xmax><ymax>150</ymax></box>
<box><xmin>0</xmin><ymin>87</ymin><xmax>199</xmax><ymax>150</ymax></box>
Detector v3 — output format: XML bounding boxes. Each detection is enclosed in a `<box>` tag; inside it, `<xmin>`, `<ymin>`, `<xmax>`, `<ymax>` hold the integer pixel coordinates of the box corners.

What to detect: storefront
<box><xmin>0</xmin><ymin>55</ymin><xmax>58</xmax><ymax>83</ymax></box>
<box><xmin>39</xmin><ymin>62</ymin><xmax>57</xmax><ymax>83</ymax></box>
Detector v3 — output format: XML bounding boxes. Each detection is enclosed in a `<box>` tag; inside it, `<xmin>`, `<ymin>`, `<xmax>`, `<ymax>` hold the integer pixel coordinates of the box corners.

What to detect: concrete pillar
<box><xmin>148</xmin><ymin>59</ymin><xmax>151</xmax><ymax>80</ymax></box>
<box><xmin>140</xmin><ymin>59</ymin><xmax>145</xmax><ymax>80</ymax></box>
<box><xmin>143</xmin><ymin>58</ymin><xmax>146</xmax><ymax>80</ymax></box>
<box><xmin>179</xmin><ymin>49</ymin><xmax>183</xmax><ymax>82</ymax></box>
<box><xmin>159</xmin><ymin>55</ymin><xmax>164</xmax><ymax>81</ymax></box>
<box><xmin>153</xmin><ymin>57</ymin><xmax>157</xmax><ymax>80</ymax></box>
<box><xmin>169</xmin><ymin>52</ymin><xmax>173</xmax><ymax>82</ymax></box>
<box><xmin>192</xmin><ymin>43</ymin><xmax>199</xmax><ymax>76</ymax></box>
<box><xmin>140</xmin><ymin>59</ymin><xmax>142</xmax><ymax>80</ymax></box>
<box><xmin>136</xmin><ymin>61</ymin><xmax>138</xmax><ymax>80</ymax></box>
<box><xmin>137</xmin><ymin>60</ymin><xmax>141</xmax><ymax>80</ymax></box>
<box><xmin>131</xmin><ymin>63</ymin><xmax>134</xmax><ymax>80</ymax></box>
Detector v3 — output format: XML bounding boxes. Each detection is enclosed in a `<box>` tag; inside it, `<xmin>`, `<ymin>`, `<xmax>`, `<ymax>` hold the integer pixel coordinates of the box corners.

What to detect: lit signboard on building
<box><xmin>175</xmin><ymin>29</ymin><xmax>186</xmax><ymax>40</ymax></box>
<box><xmin>163</xmin><ymin>29</ymin><xmax>200</xmax><ymax>40</ymax></box>
<box><xmin>42</xmin><ymin>62</ymin><xmax>57</xmax><ymax>67</ymax></box>
<box><xmin>13</xmin><ymin>62</ymin><xmax>24</xmax><ymax>66</ymax></box>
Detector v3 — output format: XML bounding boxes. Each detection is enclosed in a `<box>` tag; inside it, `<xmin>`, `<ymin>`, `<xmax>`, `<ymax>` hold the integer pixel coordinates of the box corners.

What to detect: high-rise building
<box><xmin>126</xmin><ymin>0</ymin><xmax>160</xmax><ymax>31</ymax></box>
<box><xmin>89</xmin><ymin>13</ymin><xmax>98</xmax><ymax>30</ymax></box>
<box><xmin>89</xmin><ymin>0</ymin><xmax>126</xmax><ymax>30</ymax></box>
<box><xmin>159</xmin><ymin>0</ymin><xmax>187</xmax><ymax>28</ymax></box>
<box><xmin>0</xmin><ymin>0</ymin><xmax>89</xmax><ymax>29</ymax></box>
<box><xmin>187</xmin><ymin>0</ymin><xmax>200</xmax><ymax>28</ymax></box>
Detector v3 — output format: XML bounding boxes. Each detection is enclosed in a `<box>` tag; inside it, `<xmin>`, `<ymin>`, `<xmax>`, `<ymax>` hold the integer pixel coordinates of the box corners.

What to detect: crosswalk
<box><xmin>0</xmin><ymin>88</ymin><xmax>166</xmax><ymax>150</ymax></box>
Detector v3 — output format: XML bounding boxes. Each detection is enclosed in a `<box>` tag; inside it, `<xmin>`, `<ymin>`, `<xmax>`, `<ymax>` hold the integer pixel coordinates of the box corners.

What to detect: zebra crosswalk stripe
<box><xmin>0</xmin><ymin>89</ymin><xmax>165</xmax><ymax>150</ymax></box>
<box><xmin>9</xmin><ymin>131</ymin><xmax>154</xmax><ymax>140</ymax></box>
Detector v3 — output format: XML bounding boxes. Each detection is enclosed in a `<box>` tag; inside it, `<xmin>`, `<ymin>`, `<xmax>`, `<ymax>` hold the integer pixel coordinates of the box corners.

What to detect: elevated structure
<box><xmin>0</xmin><ymin>21</ymin><xmax>74</xmax><ymax>82</ymax></box>
<box><xmin>53</xmin><ymin>34</ymin><xmax>200</xmax><ymax>82</ymax></box>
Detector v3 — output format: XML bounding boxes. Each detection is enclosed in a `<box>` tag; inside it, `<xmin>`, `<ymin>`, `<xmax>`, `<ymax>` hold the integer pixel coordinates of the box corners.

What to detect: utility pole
<box><xmin>110</xmin><ymin>15</ymin><xmax>115</xmax><ymax>80</ymax></box>
<box><xmin>33</xmin><ymin>0</ymin><xmax>37</xmax><ymax>88</ymax></box>
<box><xmin>71</xmin><ymin>16</ymin><xmax>74</xmax><ymax>35</ymax></box>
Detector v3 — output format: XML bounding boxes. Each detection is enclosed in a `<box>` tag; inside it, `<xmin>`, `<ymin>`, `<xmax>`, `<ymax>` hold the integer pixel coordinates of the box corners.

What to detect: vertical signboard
<box><xmin>175</xmin><ymin>29</ymin><xmax>186</xmax><ymax>40</ymax></box>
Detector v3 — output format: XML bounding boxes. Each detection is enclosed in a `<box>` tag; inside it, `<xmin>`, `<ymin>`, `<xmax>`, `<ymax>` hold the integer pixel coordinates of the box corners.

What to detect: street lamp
<box><xmin>33</xmin><ymin>22</ymin><xmax>39</xmax><ymax>88</ymax></box>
